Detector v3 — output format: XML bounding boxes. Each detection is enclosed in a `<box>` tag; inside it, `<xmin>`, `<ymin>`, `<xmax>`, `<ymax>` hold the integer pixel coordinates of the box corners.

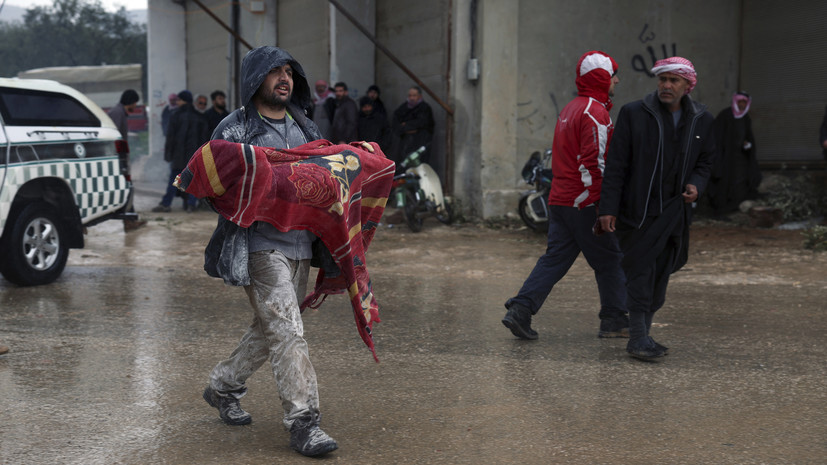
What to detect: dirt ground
<box><xmin>374</xmin><ymin>208</ymin><xmax>827</xmax><ymax>287</ymax></box>
<box><xmin>2</xmin><ymin>195</ymin><xmax>825</xmax><ymax>464</ymax></box>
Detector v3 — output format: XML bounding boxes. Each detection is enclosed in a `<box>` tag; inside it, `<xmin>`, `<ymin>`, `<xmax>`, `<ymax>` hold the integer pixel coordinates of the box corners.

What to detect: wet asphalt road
<box><xmin>0</xmin><ymin>185</ymin><xmax>825</xmax><ymax>464</ymax></box>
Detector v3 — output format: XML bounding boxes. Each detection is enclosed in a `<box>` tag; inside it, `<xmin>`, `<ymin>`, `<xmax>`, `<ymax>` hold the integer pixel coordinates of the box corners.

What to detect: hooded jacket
<box><xmin>547</xmin><ymin>51</ymin><xmax>618</xmax><ymax>208</ymax></box>
<box><xmin>204</xmin><ymin>46</ymin><xmax>323</xmax><ymax>286</ymax></box>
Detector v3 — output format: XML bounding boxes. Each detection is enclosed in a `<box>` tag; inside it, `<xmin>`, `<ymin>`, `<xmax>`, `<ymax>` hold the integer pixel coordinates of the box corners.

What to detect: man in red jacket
<box><xmin>502</xmin><ymin>50</ymin><xmax>628</xmax><ymax>341</ymax></box>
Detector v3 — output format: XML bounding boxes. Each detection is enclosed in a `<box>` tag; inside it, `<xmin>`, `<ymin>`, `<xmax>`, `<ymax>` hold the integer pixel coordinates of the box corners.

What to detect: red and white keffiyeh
<box><xmin>651</xmin><ymin>56</ymin><xmax>697</xmax><ymax>94</ymax></box>
<box><xmin>732</xmin><ymin>92</ymin><xmax>751</xmax><ymax>119</ymax></box>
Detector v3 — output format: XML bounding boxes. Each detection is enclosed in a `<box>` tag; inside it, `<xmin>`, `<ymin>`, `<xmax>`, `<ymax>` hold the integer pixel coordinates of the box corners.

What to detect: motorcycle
<box><xmin>391</xmin><ymin>146</ymin><xmax>453</xmax><ymax>232</ymax></box>
<box><xmin>518</xmin><ymin>148</ymin><xmax>553</xmax><ymax>232</ymax></box>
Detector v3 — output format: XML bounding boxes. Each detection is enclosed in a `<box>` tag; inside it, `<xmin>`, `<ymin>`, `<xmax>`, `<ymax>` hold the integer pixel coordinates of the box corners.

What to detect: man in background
<box><xmin>152</xmin><ymin>90</ymin><xmax>209</xmax><ymax>213</ymax></box>
<box><xmin>161</xmin><ymin>92</ymin><xmax>178</xmax><ymax>137</ymax></box>
<box><xmin>391</xmin><ymin>86</ymin><xmax>434</xmax><ymax>164</ymax></box>
<box><xmin>598</xmin><ymin>57</ymin><xmax>715</xmax><ymax>360</ymax></box>
<box><xmin>501</xmin><ymin>51</ymin><xmax>628</xmax><ymax>342</ymax></box>
<box><xmin>329</xmin><ymin>81</ymin><xmax>358</xmax><ymax>144</ymax></box>
<box><xmin>195</xmin><ymin>94</ymin><xmax>209</xmax><ymax>113</ymax></box>
<box><xmin>205</xmin><ymin>90</ymin><xmax>229</xmax><ymax>135</ymax></box>
<box><xmin>312</xmin><ymin>79</ymin><xmax>334</xmax><ymax>139</ymax></box>
<box><xmin>107</xmin><ymin>89</ymin><xmax>147</xmax><ymax>231</ymax></box>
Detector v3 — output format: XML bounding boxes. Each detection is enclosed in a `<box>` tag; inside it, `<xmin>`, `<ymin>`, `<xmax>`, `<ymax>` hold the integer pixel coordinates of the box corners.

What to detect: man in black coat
<box><xmin>598</xmin><ymin>57</ymin><xmax>715</xmax><ymax>360</ymax></box>
<box><xmin>357</xmin><ymin>96</ymin><xmax>389</xmax><ymax>149</ymax></box>
<box><xmin>153</xmin><ymin>90</ymin><xmax>209</xmax><ymax>212</ymax></box>
<box><xmin>391</xmin><ymin>86</ymin><xmax>434</xmax><ymax>164</ymax></box>
<box><xmin>706</xmin><ymin>92</ymin><xmax>760</xmax><ymax>216</ymax></box>
<box><xmin>204</xmin><ymin>90</ymin><xmax>229</xmax><ymax>135</ymax></box>
<box><xmin>329</xmin><ymin>81</ymin><xmax>358</xmax><ymax>144</ymax></box>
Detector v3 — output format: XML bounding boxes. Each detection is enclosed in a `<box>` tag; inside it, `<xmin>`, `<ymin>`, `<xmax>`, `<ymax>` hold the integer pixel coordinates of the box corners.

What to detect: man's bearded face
<box><xmin>256</xmin><ymin>65</ymin><xmax>294</xmax><ymax>108</ymax></box>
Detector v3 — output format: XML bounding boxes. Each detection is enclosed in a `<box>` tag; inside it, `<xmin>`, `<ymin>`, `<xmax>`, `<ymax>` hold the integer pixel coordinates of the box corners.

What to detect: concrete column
<box><xmin>142</xmin><ymin>0</ymin><xmax>188</xmax><ymax>183</ymax></box>
<box><xmin>478</xmin><ymin>0</ymin><xmax>519</xmax><ymax>218</ymax></box>
<box><xmin>450</xmin><ymin>0</ymin><xmax>482</xmax><ymax>217</ymax></box>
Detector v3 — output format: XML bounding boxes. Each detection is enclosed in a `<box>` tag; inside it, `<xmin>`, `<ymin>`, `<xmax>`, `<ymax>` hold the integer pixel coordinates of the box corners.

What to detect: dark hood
<box><xmin>240</xmin><ymin>46</ymin><xmax>313</xmax><ymax>114</ymax></box>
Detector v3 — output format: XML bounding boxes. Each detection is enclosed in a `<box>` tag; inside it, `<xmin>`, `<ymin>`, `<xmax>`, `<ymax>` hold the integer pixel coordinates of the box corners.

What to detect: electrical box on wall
<box><xmin>467</xmin><ymin>58</ymin><xmax>480</xmax><ymax>81</ymax></box>
<box><xmin>250</xmin><ymin>0</ymin><xmax>265</xmax><ymax>13</ymax></box>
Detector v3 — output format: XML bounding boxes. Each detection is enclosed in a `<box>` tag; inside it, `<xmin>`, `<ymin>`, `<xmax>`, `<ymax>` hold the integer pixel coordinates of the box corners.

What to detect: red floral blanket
<box><xmin>175</xmin><ymin>139</ymin><xmax>395</xmax><ymax>361</ymax></box>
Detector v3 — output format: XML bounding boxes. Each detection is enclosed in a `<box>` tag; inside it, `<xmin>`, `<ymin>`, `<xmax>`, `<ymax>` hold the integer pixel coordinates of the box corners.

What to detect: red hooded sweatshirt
<box><xmin>547</xmin><ymin>51</ymin><xmax>618</xmax><ymax>208</ymax></box>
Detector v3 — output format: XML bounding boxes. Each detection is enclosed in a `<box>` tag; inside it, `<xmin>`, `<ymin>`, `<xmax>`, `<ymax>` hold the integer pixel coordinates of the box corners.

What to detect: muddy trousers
<box><xmin>209</xmin><ymin>250</ymin><xmax>319</xmax><ymax>429</ymax></box>
<box><xmin>506</xmin><ymin>205</ymin><xmax>626</xmax><ymax>321</ymax></box>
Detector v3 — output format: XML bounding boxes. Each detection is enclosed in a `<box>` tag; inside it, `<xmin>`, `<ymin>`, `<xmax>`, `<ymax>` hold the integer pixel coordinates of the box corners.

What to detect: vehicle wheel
<box><xmin>403</xmin><ymin>189</ymin><xmax>424</xmax><ymax>232</ymax></box>
<box><xmin>518</xmin><ymin>195</ymin><xmax>547</xmax><ymax>233</ymax></box>
<box><xmin>435</xmin><ymin>201</ymin><xmax>453</xmax><ymax>225</ymax></box>
<box><xmin>0</xmin><ymin>202</ymin><xmax>69</xmax><ymax>286</ymax></box>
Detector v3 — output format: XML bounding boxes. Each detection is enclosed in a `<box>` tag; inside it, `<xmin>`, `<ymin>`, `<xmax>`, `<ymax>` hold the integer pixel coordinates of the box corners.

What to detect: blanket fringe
<box><xmin>300</xmin><ymin>291</ymin><xmax>328</xmax><ymax>312</ymax></box>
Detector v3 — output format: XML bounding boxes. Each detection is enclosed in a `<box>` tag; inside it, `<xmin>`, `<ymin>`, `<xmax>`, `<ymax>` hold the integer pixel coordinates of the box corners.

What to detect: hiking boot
<box><xmin>152</xmin><ymin>204</ymin><xmax>171</xmax><ymax>213</ymax></box>
<box><xmin>626</xmin><ymin>337</ymin><xmax>666</xmax><ymax>360</ymax></box>
<box><xmin>289</xmin><ymin>414</ymin><xmax>338</xmax><ymax>457</ymax></box>
<box><xmin>202</xmin><ymin>386</ymin><xmax>252</xmax><ymax>425</ymax></box>
<box><xmin>598</xmin><ymin>316</ymin><xmax>630</xmax><ymax>338</ymax></box>
<box><xmin>501</xmin><ymin>304</ymin><xmax>538</xmax><ymax>340</ymax></box>
<box><xmin>652</xmin><ymin>340</ymin><xmax>669</xmax><ymax>355</ymax></box>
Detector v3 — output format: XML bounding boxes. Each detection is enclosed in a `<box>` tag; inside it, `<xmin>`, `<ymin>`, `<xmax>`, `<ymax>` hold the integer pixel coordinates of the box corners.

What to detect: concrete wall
<box><xmin>740</xmin><ymin>1</ymin><xmax>827</xmax><ymax>164</ymax></box>
<box><xmin>331</xmin><ymin>0</ymin><xmax>376</xmax><ymax>100</ymax></box>
<box><xmin>279</xmin><ymin>0</ymin><xmax>376</xmax><ymax>99</ymax></box>
<box><xmin>185</xmin><ymin>0</ymin><xmax>278</xmax><ymax>109</ymax></box>
<box><xmin>184</xmin><ymin>0</ymin><xmax>234</xmax><ymax>108</ymax></box>
<box><xmin>376</xmin><ymin>0</ymin><xmax>451</xmax><ymax>179</ymax></box>
<box><xmin>278</xmin><ymin>0</ymin><xmax>331</xmax><ymax>86</ymax></box>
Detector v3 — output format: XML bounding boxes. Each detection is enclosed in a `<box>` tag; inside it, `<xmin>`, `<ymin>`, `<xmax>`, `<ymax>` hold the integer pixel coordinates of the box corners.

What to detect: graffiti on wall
<box><xmin>632</xmin><ymin>24</ymin><xmax>677</xmax><ymax>77</ymax></box>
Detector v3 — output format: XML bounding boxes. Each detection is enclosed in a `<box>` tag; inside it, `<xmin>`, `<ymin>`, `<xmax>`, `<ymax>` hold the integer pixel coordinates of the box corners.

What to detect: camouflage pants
<box><xmin>209</xmin><ymin>250</ymin><xmax>320</xmax><ymax>429</ymax></box>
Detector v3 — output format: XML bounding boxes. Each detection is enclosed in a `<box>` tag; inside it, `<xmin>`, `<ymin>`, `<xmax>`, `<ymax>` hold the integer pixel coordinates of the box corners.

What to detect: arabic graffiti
<box><xmin>632</xmin><ymin>24</ymin><xmax>678</xmax><ymax>77</ymax></box>
<box><xmin>638</xmin><ymin>23</ymin><xmax>655</xmax><ymax>43</ymax></box>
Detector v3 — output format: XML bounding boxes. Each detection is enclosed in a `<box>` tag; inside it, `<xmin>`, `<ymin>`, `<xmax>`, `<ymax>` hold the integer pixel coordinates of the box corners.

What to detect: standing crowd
<box><xmin>311</xmin><ymin>79</ymin><xmax>434</xmax><ymax>165</ymax></box>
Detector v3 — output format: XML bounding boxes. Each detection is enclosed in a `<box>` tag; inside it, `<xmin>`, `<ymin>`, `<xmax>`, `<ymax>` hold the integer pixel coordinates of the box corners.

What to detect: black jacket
<box><xmin>600</xmin><ymin>91</ymin><xmax>716</xmax><ymax>229</ymax></box>
<box><xmin>358</xmin><ymin>110</ymin><xmax>390</xmax><ymax>149</ymax></box>
<box><xmin>164</xmin><ymin>103</ymin><xmax>209</xmax><ymax>170</ymax></box>
<box><xmin>391</xmin><ymin>100</ymin><xmax>434</xmax><ymax>162</ymax></box>
<box><xmin>205</xmin><ymin>107</ymin><xmax>228</xmax><ymax>135</ymax></box>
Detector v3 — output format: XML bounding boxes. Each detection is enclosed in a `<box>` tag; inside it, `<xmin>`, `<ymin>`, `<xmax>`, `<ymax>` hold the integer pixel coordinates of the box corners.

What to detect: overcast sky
<box><xmin>2</xmin><ymin>0</ymin><xmax>147</xmax><ymax>12</ymax></box>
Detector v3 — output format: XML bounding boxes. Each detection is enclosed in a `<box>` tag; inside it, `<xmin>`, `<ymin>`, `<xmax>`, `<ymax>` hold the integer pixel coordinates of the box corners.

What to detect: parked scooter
<box><xmin>391</xmin><ymin>146</ymin><xmax>453</xmax><ymax>232</ymax></box>
<box><xmin>518</xmin><ymin>149</ymin><xmax>553</xmax><ymax>232</ymax></box>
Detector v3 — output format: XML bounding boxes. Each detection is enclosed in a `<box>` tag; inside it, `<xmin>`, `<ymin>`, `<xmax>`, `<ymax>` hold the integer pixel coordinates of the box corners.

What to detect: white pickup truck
<box><xmin>0</xmin><ymin>78</ymin><xmax>137</xmax><ymax>286</ymax></box>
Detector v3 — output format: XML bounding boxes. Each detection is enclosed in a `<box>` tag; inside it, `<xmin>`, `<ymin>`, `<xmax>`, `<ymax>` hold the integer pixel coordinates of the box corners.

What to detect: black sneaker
<box><xmin>202</xmin><ymin>386</ymin><xmax>252</xmax><ymax>425</ymax></box>
<box><xmin>501</xmin><ymin>304</ymin><xmax>538</xmax><ymax>340</ymax></box>
<box><xmin>598</xmin><ymin>316</ymin><xmax>630</xmax><ymax>338</ymax></box>
<box><xmin>626</xmin><ymin>337</ymin><xmax>666</xmax><ymax>360</ymax></box>
<box><xmin>289</xmin><ymin>414</ymin><xmax>338</xmax><ymax>457</ymax></box>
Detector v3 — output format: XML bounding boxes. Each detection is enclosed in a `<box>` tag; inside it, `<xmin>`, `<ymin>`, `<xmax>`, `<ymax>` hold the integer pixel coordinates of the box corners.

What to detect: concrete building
<box><xmin>145</xmin><ymin>0</ymin><xmax>827</xmax><ymax>219</ymax></box>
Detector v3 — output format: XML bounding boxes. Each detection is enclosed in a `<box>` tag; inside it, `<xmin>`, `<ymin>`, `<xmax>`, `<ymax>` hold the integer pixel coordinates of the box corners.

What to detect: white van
<box><xmin>0</xmin><ymin>78</ymin><xmax>137</xmax><ymax>286</ymax></box>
